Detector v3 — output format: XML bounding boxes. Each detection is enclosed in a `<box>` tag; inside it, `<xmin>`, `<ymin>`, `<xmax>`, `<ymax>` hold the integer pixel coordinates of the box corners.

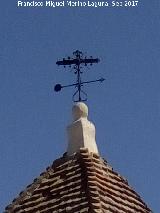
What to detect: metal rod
<box><xmin>80</xmin><ymin>78</ymin><xmax>105</xmax><ymax>85</ymax></box>
<box><xmin>61</xmin><ymin>78</ymin><xmax>105</xmax><ymax>89</ymax></box>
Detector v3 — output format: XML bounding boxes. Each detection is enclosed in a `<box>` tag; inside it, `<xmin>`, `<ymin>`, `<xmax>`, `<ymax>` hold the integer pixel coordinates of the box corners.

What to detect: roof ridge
<box><xmin>79</xmin><ymin>149</ymin><xmax>103</xmax><ymax>212</ymax></box>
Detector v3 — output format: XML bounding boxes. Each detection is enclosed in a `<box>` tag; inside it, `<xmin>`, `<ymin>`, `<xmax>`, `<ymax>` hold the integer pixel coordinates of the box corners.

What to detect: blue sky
<box><xmin>1</xmin><ymin>0</ymin><xmax>160</xmax><ymax>212</ymax></box>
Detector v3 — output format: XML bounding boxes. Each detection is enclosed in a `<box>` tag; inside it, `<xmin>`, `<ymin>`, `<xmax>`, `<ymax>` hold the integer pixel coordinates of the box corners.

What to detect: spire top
<box><xmin>67</xmin><ymin>102</ymin><xmax>99</xmax><ymax>156</ymax></box>
<box><xmin>72</xmin><ymin>102</ymin><xmax>88</xmax><ymax>121</ymax></box>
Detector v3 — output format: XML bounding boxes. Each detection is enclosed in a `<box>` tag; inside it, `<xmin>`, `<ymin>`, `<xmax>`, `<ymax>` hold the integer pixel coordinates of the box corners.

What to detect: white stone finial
<box><xmin>67</xmin><ymin>102</ymin><xmax>99</xmax><ymax>155</ymax></box>
<box><xmin>72</xmin><ymin>102</ymin><xmax>88</xmax><ymax>121</ymax></box>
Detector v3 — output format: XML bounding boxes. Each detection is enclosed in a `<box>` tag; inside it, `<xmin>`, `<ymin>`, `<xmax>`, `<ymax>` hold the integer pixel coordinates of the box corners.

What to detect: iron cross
<box><xmin>54</xmin><ymin>50</ymin><xmax>105</xmax><ymax>102</ymax></box>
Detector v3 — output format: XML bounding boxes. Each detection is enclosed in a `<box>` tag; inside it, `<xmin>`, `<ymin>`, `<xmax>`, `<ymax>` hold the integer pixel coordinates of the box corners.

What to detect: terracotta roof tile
<box><xmin>5</xmin><ymin>149</ymin><xmax>152</xmax><ymax>213</ymax></box>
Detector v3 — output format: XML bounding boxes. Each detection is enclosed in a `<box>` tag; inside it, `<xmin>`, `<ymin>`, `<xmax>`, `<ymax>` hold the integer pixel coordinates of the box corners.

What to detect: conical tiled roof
<box><xmin>5</xmin><ymin>148</ymin><xmax>152</xmax><ymax>213</ymax></box>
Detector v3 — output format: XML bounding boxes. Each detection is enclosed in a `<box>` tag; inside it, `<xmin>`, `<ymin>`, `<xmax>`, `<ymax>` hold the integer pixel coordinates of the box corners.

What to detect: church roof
<box><xmin>5</xmin><ymin>148</ymin><xmax>152</xmax><ymax>213</ymax></box>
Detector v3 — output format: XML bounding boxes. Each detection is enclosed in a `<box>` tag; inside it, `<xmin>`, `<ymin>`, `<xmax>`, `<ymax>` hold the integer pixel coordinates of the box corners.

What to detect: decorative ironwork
<box><xmin>54</xmin><ymin>50</ymin><xmax>105</xmax><ymax>102</ymax></box>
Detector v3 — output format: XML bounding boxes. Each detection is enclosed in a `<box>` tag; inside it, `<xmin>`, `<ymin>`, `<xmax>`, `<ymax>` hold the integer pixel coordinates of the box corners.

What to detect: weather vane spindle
<box><xmin>54</xmin><ymin>50</ymin><xmax>105</xmax><ymax>102</ymax></box>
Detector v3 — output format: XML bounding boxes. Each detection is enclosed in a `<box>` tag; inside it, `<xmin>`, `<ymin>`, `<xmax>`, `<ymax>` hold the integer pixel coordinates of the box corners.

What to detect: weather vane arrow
<box><xmin>54</xmin><ymin>50</ymin><xmax>105</xmax><ymax>102</ymax></box>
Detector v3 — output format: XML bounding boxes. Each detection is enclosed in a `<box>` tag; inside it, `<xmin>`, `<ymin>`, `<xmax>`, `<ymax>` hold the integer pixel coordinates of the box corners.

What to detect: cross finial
<box><xmin>54</xmin><ymin>50</ymin><xmax>105</xmax><ymax>102</ymax></box>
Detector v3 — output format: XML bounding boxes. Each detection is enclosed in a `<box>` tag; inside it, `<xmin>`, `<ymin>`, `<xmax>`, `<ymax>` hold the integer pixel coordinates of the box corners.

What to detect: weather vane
<box><xmin>54</xmin><ymin>50</ymin><xmax>105</xmax><ymax>102</ymax></box>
